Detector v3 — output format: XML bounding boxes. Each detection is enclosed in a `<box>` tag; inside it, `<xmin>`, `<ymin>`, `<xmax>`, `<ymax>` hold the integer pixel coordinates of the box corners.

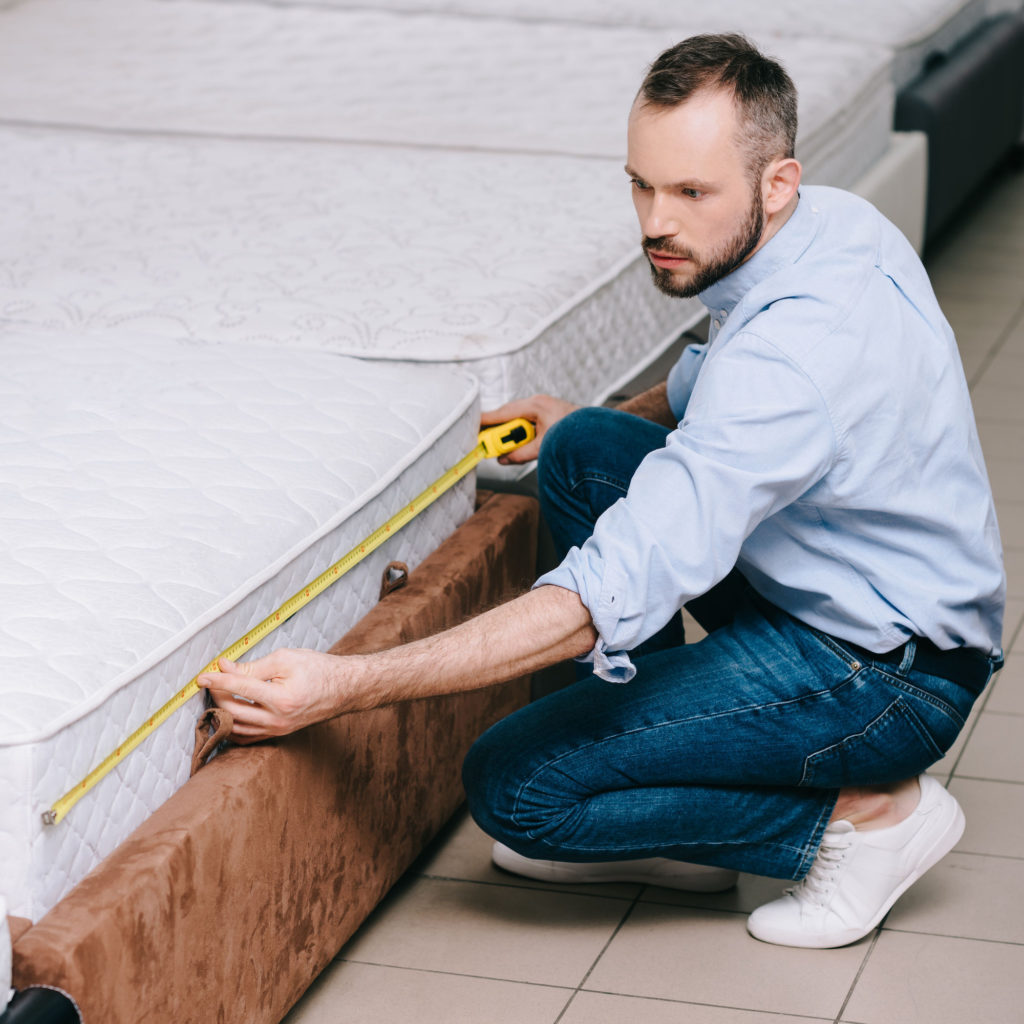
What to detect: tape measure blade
<box><xmin>46</xmin><ymin>439</ymin><xmax>491</xmax><ymax>825</ymax></box>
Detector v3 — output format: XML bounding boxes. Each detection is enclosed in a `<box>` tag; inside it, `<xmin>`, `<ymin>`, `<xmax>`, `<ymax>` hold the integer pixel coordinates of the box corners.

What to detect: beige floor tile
<box><xmin>282</xmin><ymin>961</ymin><xmax>569</xmax><ymax>1024</ymax></box>
<box><xmin>997</xmin><ymin>314</ymin><xmax>1024</xmax><ymax>358</ymax></box>
<box><xmin>338</xmin><ymin>876</ymin><xmax>631</xmax><ymax>988</ymax></box>
<box><xmin>1002</xmin><ymin>598</ymin><xmax>1024</xmax><ymax>649</ymax></box>
<box><xmin>1004</xmin><ymin>547</ymin><xmax>1024</xmax><ymax>597</ymax></box>
<box><xmin>941</xmin><ymin>296</ymin><xmax>1021</xmax><ymax>339</ymax></box>
<box><xmin>985</xmin><ymin>655</ymin><xmax>1024</xmax><ymax>714</ymax></box>
<box><xmin>987</xmin><ymin>458</ymin><xmax>1024</xmax><ymax>504</ymax></box>
<box><xmin>841</xmin><ymin>931</ymin><xmax>1024</xmax><ymax>1024</ymax></box>
<box><xmin>583</xmin><ymin>902</ymin><xmax>868</xmax><ymax>1019</ymax></box>
<box><xmin>956</xmin><ymin>711</ymin><xmax>1024</xmax><ymax>782</ymax></box>
<box><xmin>967</xmin><ymin>383</ymin><xmax>1024</xmax><ymax>421</ymax></box>
<box><xmin>883</xmin><ymin>850</ymin><xmax>1024</xmax><ymax>943</ymax></box>
<box><xmin>958</xmin><ymin>342</ymin><xmax>990</xmax><ymax>383</ymax></box>
<box><xmin>974</xmin><ymin>352</ymin><xmax>1024</xmax><ymax>392</ymax></box>
<box><xmin>952</xmin><ymin>210</ymin><xmax>1024</xmax><ymax>254</ymax></box>
<box><xmin>976</xmin><ymin>417</ymin><xmax>1024</xmax><ymax>459</ymax></box>
<box><xmin>414</xmin><ymin>809</ymin><xmax>640</xmax><ymax>899</ymax></box>
<box><xmin>561</xmin><ymin>991</ymin><xmax>829</xmax><ymax>1024</ymax></box>
<box><xmin>638</xmin><ymin>872</ymin><xmax>785</xmax><ymax>916</ymax></box>
<box><xmin>927</xmin><ymin>236</ymin><xmax>1024</xmax><ymax>277</ymax></box>
<box><xmin>927</xmin><ymin>704</ymin><xmax>983</xmax><ymax>783</ymax></box>
<box><xmin>927</xmin><ymin>263</ymin><xmax>1024</xmax><ymax>302</ymax></box>
<box><xmin>995</xmin><ymin>500</ymin><xmax>1024</xmax><ymax>550</ymax></box>
<box><xmin>681</xmin><ymin>607</ymin><xmax>708</xmax><ymax>644</ymax></box>
<box><xmin>949</xmin><ymin>777</ymin><xmax>1024</xmax><ymax>858</ymax></box>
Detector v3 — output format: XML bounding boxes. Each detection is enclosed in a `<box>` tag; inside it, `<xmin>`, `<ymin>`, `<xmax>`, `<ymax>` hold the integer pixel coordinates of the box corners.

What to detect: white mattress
<box><xmin>0</xmin><ymin>123</ymin><xmax>690</xmax><ymax>421</ymax></box>
<box><xmin>0</xmin><ymin>330</ymin><xmax>479</xmax><ymax>921</ymax></box>
<box><xmin>0</xmin><ymin>0</ymin><xmax>895</xmax><ymax>178</ymax></box>
<box><xmin>227</xmin><ymin>0</ymin><xmax>988</xmax><ymax>88</ymax></box>
<box><xmin>0</xmin><ymin>0</ymin><xmax>896</xmax><ymax>415</ymax></box>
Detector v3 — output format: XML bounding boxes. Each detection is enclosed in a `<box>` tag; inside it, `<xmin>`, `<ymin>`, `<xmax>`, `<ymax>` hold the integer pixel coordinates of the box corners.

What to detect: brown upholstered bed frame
<box><xmin>9</xmin><ymin>490</ymin><xmax>538</xmax><ymax>1023</ymax></box>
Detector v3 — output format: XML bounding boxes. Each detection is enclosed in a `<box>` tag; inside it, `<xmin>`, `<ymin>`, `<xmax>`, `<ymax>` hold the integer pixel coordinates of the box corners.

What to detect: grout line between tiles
<box><xmin>879</xmin><ymin>927</ymin><xmax>1024</xmax><ymax>947</ymax></box>
<box><xmin>943</xmin><ymin>703</ymin><xmax>988</xmax><ymax>776</ymax></box>
<box><xmin>417</xmin><ymin>871</ymin><xmax>641</xmax><ymax>903</ymax></box>
<box><xmin>832</xmin><ymin>929</ymin><xmax>882</xmax><ymax>1024</ymax></box>
<box><xmin>552</xmin><ymin>890</ymin><xmax>643</xmax><ymax>1023</ymax></box>
<box><xmin>952</xmin><ymin>773</ymin><xmax>1024</xmax><ymax>785</ymax></box>
<box><xmin>335</xmin><ymin>957</ymin><xmax>577</xmax><ymax>992</ymax></box>
<box><xmin>569</xmin><ymin>987</ymin><xmax>834</xmax><ymax>1022</ymax></box>
<box><xmin>966</xmin><ymin>293</ymin><xmax>1024</xmax><ymax>391</ymax></box>
<box><xmin>949</xmin><ymin>848</ymin><xmax>1024</xmax><ymax>862</ymax></box>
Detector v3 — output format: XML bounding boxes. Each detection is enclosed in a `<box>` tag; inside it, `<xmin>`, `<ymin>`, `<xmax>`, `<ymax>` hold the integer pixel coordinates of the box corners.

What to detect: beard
<box><xmin>644</xmin><ymin>186</ymin><xmax>765</xmax><ymax>299</ymax></box>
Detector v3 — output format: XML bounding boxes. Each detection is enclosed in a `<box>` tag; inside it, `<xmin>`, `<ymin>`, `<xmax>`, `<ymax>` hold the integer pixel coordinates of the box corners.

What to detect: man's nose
<box><xmin>641</xmin><ymin>193</ymin><xmax>681</xmax><ymax>240</ymax></box>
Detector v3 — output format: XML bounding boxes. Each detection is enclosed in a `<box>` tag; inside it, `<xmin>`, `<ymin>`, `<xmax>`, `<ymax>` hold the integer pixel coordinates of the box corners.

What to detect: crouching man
<box><xmin>202</xmin><ymin>34</ymin><xmax>1004</xmax><ymax>949</ymax></box>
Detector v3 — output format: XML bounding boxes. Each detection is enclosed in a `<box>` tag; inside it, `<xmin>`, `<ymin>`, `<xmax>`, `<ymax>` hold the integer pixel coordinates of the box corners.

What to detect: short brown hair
<box><xmin>638</xmin><ymin>33</ymin><xmax>798</xmax><ymax>182</ymax></box>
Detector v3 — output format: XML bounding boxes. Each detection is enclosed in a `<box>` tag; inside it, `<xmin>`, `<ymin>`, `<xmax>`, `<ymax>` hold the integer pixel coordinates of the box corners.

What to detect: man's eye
<box><xmin>630</xmin><ymin>178</ymin><xmax>651</xmax><ymax>191</ymax></box>
<box><xmin>682</xmin><ymin>187</ymin><xmax>702</xmax><ymax>199</ymax></box>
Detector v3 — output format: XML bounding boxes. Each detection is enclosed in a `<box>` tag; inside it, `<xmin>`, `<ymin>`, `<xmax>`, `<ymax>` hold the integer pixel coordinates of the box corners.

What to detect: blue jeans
<box><xmin>463</xmin><ymin>407</ymin><xmax>996</xmax><ymax>879</ymax></box>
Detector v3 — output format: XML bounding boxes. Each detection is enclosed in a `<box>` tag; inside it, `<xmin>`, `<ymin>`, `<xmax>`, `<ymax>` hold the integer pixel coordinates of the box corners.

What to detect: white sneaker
<box><xmin>491</xmin><ymin>842</ymin><xmax>738</xmax><ymax>892</ymax></box>
<box><xmin>747</xmin><ymin>774</ymin><xmax>964</xmax><ymax>948</ymax></box>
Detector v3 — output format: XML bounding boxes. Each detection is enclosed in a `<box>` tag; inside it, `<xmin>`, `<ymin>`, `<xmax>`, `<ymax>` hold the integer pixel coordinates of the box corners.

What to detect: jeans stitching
<box><xmin>800</xmin><ymin>695</ymin><xmax>944</xmax><ymax>786</ymax></box>
<box><xmin>568</xmin><ymin>471</ymin><xmax>631</xmax><ymax>496</ymax></box>
<box><xmin>870</xmin><ymin>665</ymin><xmax>967</xmax><ymax>724</ymax></box>
<box><xmin>510</xmin><ymin>689</ymin><xmax>848</xmax><ymax>836</ymax></box>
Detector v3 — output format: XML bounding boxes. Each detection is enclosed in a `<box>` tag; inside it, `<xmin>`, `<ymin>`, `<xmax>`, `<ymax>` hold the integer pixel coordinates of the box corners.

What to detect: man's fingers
<box><xmin>198</xmin><ymin>668</ymin><xmax>274</xmax><ymax>707</ymax></box>
<box><xmin>498</xmin><ymin>437</ymin><xmax>541</xmax><ymax>465</ymax></box>
<box><xmin>480</xmin><ymin>395</ymin><xmax>555</xmax><ymax>427</ymax></box>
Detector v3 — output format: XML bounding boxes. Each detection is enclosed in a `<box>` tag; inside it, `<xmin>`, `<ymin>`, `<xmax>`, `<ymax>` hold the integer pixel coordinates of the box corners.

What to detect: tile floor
<box><xmin>283</xmin><ymin>164</ymin><xmax>1024</xmax><ymax>1024</ymax></box>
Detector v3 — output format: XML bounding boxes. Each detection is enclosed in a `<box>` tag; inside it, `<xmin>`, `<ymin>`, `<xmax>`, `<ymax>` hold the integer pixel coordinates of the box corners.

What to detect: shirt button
<box><xmin>719</xmin><ymin>309</ymin><xmax>727</xmax><ymax>318</ymax></box>
<box><xmin>713</xmin><ymin>319</ymin><xmax>721</xmax><ymax>329</ymax></box>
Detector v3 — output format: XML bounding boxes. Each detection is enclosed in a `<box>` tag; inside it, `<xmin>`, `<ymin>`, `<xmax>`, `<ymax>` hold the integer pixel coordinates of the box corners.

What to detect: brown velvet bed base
<box><xmin>11</xmin><ymin>491</ymin><xmax>538</xmax><ymax>1024</ymax></box>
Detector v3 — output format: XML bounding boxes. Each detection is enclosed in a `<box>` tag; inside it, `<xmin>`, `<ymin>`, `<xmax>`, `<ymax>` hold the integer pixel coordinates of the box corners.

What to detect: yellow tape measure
<box><xmin>43</xmin><ymin>418</ymin><xmax>535</xmax><ymax>826</ymax></box>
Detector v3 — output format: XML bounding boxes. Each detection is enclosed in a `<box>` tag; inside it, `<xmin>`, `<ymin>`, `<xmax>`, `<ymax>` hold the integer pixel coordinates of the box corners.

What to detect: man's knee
<box><xmin>462</xmin><ymin>716</ymin><xmax>525</xmax><ymax>844</ymax></box>
<box><xmin>537</xmin><ymin>405</ymin><xmax>611</xmax><ymax>480</ymax></box>
<box><xmin>462</xmin><ymin>710</ymin><xmax>574</xmax><ymax>850</ymax></box>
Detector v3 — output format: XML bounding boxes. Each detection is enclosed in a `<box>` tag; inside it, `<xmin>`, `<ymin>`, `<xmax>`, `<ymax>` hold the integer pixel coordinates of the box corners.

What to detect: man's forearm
<box><xmin>200</xmin><ymin>584</ymin><xmax>599</xmax><ymax>739</ymax></box>
<box><xmin>615</xmin><ymin>381</ymin><xmax>677</xmax><ymax>428</ymax></box>
<box><xmin>342</xmin><ymin>584</ymin><xmax>596</xmax><ymax>713</ymax></box>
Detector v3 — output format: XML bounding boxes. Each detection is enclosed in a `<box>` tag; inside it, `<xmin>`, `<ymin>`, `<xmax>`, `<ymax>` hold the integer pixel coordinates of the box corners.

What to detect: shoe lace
<box><xmin>785</xmin><ymin>831</ymin><xmax>852</xmax><ymax>909</ymax></box>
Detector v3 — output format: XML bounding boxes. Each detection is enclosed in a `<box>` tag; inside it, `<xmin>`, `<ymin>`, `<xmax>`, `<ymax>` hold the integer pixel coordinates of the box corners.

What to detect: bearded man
<box><xmin>202</xmin><ymin>34</ymin><xmax>1005</xmax><ymax>949</ymax></box>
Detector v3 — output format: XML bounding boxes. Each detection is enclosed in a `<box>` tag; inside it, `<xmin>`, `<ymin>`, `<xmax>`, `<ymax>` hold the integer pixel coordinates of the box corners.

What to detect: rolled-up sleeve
<box><xmin>536</xmin><ymin>332</ymin><xmax>837</xmax><ymax>682</ymax></box>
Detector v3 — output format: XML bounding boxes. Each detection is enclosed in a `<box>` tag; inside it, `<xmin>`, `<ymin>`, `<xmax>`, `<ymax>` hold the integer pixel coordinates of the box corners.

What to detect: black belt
<box><xmin>840</xmin><ymin>635</ymin><xmax>1000</xmax><ymax>693</ymax></box>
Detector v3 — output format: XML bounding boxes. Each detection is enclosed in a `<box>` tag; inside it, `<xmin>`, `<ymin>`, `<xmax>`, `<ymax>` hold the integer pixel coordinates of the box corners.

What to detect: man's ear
<box><xmin>763</xmin><ymin>157</ymin><xmax>802</xmax><ymax>215</ymax></box>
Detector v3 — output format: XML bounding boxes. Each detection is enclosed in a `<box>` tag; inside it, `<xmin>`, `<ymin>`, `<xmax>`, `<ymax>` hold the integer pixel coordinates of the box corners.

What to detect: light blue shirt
<box><xmin>539</xmin><ymin>186</ymin><xmax>1005</xmax><ymax>682</ymax></box>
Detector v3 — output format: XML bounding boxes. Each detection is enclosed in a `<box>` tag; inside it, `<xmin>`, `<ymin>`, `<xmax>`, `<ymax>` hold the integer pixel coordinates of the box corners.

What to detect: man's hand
<box><xmin>481</xmin><ymin>394</ymin><xmax>579</xmax><ymax>465</ymax></box>
<box><xmin>198</xmin><ymin>649</ymin><xmax>357</xmax><ymax>743</ymax></box>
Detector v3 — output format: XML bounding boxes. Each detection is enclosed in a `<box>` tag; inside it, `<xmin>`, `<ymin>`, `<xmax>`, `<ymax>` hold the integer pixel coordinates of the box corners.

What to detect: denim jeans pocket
<box><xmin>800</xmin><ymin>689</ymin><xmax>952</xmax><ymax>788</ymax></box>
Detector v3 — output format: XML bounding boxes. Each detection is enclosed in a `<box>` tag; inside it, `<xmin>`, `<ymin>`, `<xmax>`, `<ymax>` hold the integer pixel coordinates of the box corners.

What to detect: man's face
<box><xmin>626</xmin><ymin>89</ymin><xmax>766</xmax><ymax>298</ymax></box>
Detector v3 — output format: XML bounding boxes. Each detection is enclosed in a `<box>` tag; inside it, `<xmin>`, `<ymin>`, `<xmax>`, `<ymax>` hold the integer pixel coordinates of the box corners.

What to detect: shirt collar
<box><xmin>698</xmin><ymin>190</ymin><xmax>818</xmax><ymax>319</ymax></box>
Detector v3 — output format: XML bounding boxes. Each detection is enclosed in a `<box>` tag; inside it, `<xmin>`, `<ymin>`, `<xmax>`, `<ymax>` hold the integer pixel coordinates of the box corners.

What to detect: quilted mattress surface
<box><xmin>0</xmin><ymin>124</ymin><xmax>689</xmax><ymax>419</ymax></box>
<box><xmin>212</xmin><ymin>0</ymin><xmax>988</xmax><ymax>88</ymax></box>
<box><xmin>0</xmin><ymin>330</ymin><xmax>479</xmax><ymax>920</ymax></box>
<box><xmin>0</xmin><ymin>0</ymin><xmax>895</xmax><ymax>179</ymax></box>
<box><xmin>0</xmin><ymin>0</ymin><xmax>895</xmax><ymax>421</ymax></box>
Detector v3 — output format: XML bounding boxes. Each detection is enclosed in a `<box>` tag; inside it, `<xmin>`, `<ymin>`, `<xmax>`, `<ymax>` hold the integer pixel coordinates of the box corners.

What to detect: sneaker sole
<box><xmin>748</xmin><ymin>789</ymin><xmax>966</xmax><ymax>949</ymax></box>
<box><xmin>491</xmin><ymin>843</ymin><xmax>739</xmax><ymax>893</ymax></box>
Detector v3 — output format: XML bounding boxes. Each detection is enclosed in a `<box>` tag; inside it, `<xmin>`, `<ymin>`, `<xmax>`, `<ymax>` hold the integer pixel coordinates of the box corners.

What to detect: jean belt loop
<box><xmin>897</xmin><ymin>638</ymin><xmax>917</xmax><ymax>675</ymax></box>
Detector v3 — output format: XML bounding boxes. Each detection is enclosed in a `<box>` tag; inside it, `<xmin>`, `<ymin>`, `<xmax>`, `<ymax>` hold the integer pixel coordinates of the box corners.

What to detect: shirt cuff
<box><xmin>534</xmin><ymin>559</ymin><xmax>637</xmax><ymax>683</ymax></box>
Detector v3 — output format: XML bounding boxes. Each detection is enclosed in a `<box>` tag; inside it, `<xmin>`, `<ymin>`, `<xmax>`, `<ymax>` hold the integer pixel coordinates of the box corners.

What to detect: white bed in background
<box><xmin>0</xmin><ymin>124</ymin><xmax>686</xmax><ymax>432</ymax></box>
<box><xmin>223</xmin><ymin>0</ymin><xmax>989</xmax><ymax>89</ymax></box>
<box><xmin>0</xmin><ymin>0</ymin><xmax>915</xmax><ymax>424</ymax></box>
<box><xmin>0</xmin><ymin>329</ymin><xmax>479</xmax><ymax>921</ymax></box>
